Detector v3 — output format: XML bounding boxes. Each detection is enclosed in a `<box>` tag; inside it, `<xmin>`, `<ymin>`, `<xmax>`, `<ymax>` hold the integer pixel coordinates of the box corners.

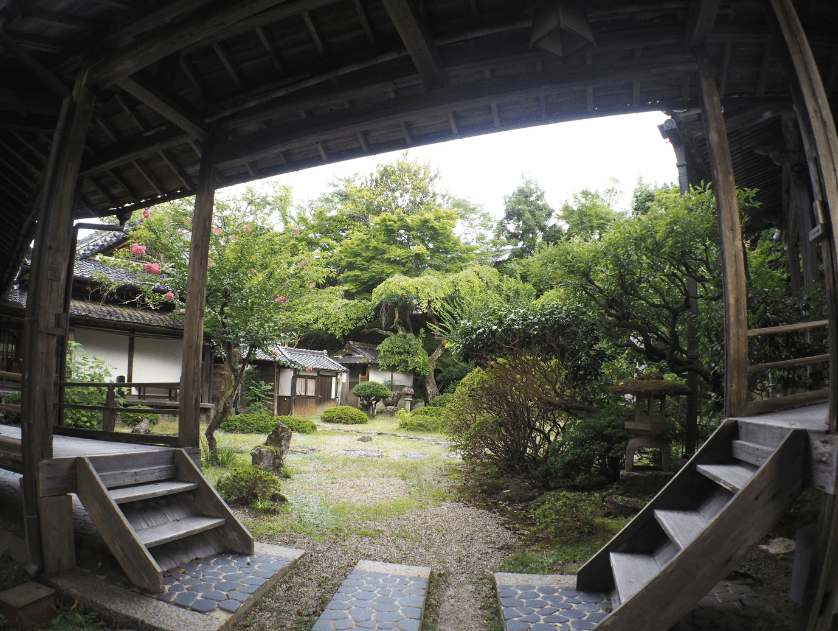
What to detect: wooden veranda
<box><xmin>0</xmin><ymin>0</ymin><xmax>837</xmax><ymax>628</ymax></box>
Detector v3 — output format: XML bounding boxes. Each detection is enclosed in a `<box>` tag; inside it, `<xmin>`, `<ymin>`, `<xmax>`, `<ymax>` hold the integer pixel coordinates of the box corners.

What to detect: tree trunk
<box><xmin>424</xmin><ymin>339</ymin><xmax>446</xmax><ymax>401</ymax></box>
<box><xmin>204</xmin><ymin>343</ymin><xmax>251</xmax><ymax>461</ymax></box>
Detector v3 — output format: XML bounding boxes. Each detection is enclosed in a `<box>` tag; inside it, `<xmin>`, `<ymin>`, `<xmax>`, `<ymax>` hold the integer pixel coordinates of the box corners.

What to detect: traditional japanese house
<box><xmin>253</xmin><ymin>345</ymin><xmax>348</xmax><ymax>418</ymax></box>
<box><xmin>331</xmin><ymin>341</ymin><xmax>415</xmax><ymax>408</ymax></box>
<box><xmin>0</xmin><ymin>1</ymin><xmax>837</xmax><ymax>628</ymax></box>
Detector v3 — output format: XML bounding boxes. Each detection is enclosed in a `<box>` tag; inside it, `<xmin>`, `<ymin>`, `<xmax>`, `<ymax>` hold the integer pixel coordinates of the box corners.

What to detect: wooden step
<box><xmin>696</xmin><ymin>463</ymin><xmax>757</xmax><ymax>492</ymax></box>
<box><xmin>610</xmin><ymin>552</ymin><xmax>659</xmax><ymax>603</ymax></box>
<box><xmin>135</xmin><ymin>516</ymin><xmax>226</xmax><ymax>548</ymax></box>
<box><xmin>98</xmin><ymin>465</ymin><xmax>178</xmax><ymax>489</ymax></box>
<box><xmin>108</xmin><ymin>481</ymin><xmax>198</xmax><ymax>504</ymax></box>
<box><xmin>655</xmin><ymin>509</ymin><xmax>709</xmax><ymax>550</ymax></box>
<box><xmin>737</xmin><ymin>421</ymin><xmax>789</xmax><ymax>449</ymax></box>
<box><xmin>731</xmin><ymin>440</ymin><xmax>774</xmax><ymax>466</ymax></box>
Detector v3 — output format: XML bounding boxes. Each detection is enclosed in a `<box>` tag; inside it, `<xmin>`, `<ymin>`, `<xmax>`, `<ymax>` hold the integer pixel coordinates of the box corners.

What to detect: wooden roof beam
<box><xmin>255</xmin><ymin>27</ymin><xmax>287</xmax><ymax>76</ymax></box>
<box><xmin>79</xmin><ymin>129</ymin><xmax>189</xmax><ymax>178</ymax></box>
<box><xmin>0</xmin><ymin>90</ymin><xmax>60</xmax><ymax>116</ymax></box>
<box><xmin>88</xmin><ymin>0</ymin><xmax>310</xmax><ymax>87</ymax></box>
<box><xmin>131</xmin><ymin>159</ymin><xmax>164</xmax><ymax>196</ymax></box>
<box><xmin>353</xmin><ymin>0</ymin><xmax>377</xmax><ymax>50</ymax></box>
<box><xmin>117</xmin><ymin>75</ymin><xmax>210</xmax><ymax>141</ymax></box>
<box><xmin>380</xmin><ymin>0</ymin><xmax>446</xmax><ymax>89</ymax></box>
<box><xmin>213</xmin><ymin>43</ymin><xmax>246</xmax><ymax>90</ymax></box>
<box><xmin>0</xmin><ymin>30</ymin><xmax>70</xmax><ymax>99</ymax></box>
<box><xmin>302</xmin><ymin>11</ymin><xmax>329</xmax><ymax>61</ymax></box>
<box><xmin>685</xmin><ymin>0</ymin><xmax>721</xmax><ymax>50</ymax></box>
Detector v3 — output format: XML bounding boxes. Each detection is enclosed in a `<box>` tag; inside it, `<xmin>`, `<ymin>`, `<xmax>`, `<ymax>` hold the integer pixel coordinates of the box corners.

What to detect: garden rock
<box><xmin>251</xmin><ymin>421</ymin><xmax>292</xmax><ymax>473</ymax></box>
<box><xmin>343</xmin><ymin>448</ymin><xmax>383</xmax><ymax>458</ymax></box>
<box><xmin>131</xmin><ymin>421</ymin><xmax>150</xmax><ymax>434</ymax></box>
<box><xmin>382</xmin><ymin>406</ymin><xmax>397</xmax><ymax>417</ymax></box>
<box><xmin>357</xmin><ymin>435</ymin><xmax>372</xmax><ymax>443</ymax></box>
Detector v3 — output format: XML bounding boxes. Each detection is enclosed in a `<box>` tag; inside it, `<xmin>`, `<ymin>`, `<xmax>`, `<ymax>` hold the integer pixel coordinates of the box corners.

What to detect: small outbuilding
<box><xmin>331</xmin><ymin>341</ymin><xmax>415</xmax><ymax>409</ymax></box>
<box><xmin>254</xmin><ymin>345</ymin><xmax>348</xmax><ymax>418</ymax></box>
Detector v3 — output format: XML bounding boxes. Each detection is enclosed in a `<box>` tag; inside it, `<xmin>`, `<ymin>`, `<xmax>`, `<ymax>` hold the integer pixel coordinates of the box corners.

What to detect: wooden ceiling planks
<box><xmin>0</xmin><ymin>0</ymin><xmax>836</xmax><ymax>290</ymax></box>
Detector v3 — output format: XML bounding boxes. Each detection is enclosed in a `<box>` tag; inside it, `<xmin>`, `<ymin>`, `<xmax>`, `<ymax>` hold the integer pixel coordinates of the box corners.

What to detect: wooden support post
<box><xmin>697</xmin><ymin>55</ymin><xmax>749</xmax><ymax>418</ymax></box>
<box><xmin>179</xmin><ymin>138</ymin><xmax>216</xmax><ymax>449</ymax></box>
<box><xmin>102</xmin><ymin>385</ymin><xmax>116</xmax><ymax>432</ymax></box>
<box><xmin>21</xmin><ymin>67</ymin><xmax>96</xmax><ymax>575</ymax></box>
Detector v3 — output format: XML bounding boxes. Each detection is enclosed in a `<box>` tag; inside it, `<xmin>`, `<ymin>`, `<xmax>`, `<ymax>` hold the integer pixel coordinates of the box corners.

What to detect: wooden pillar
<box><xmin>21</xmin><ymin>67</ymin><xmax>96</xmax><ymax>574</ymax></box>
<box><xmin>696</xmin><ymin>55</ymin><xmax>749</xmax><ymax>418</ymax></box>
<box><xmin>179</xmin><ymin>139</ymin><xmax>215</xmax><ymax>449</ymax></box>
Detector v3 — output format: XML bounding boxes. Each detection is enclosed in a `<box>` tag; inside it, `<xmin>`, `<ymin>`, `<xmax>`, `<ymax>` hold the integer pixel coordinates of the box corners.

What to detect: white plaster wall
<box><xmin>132</xmin><ymin>337</ymin><xmax>183</xmax><ymax>383</ymax></box>
<box><xmin>369</xmin><ymin>367</ymin><xmax>413</xmax><ymax>387</ymax></box>
<box><xmin>72</xmin><ymin>329</ymin><xmax>129</xmax><ymax>379</ymax></box>
<box><xmin>278</xmin><ymin>368</ymin><xmax>294</xmax><ymax>396</ymax></box>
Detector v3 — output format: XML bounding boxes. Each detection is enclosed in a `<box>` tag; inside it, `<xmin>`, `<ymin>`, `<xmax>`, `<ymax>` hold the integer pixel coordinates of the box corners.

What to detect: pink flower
<box><xmin>132</xmin><ymin>243</ymin><xmax>146</xmax><ymax>256</ymax></box>
<box><xmin>212</xmin><ymin>228</ymin><xmax>221</xmax><ymax>235</ymax></box>
<box><xmin>141</xmin><ymin>209</ymin><xmax>150</xmax><ymax>219</ymax></box>
<box><xmin>243</xmin><ymin>225</ymin><xmax>251</xmax><ymax>234</ymax></box>
<box><xmin>165</xmin><ymin>291</ymin><xmax>174</xmax><ymax>302</ymax></box>
<box><xmin>306</xmin><ymin>366</ymin><xmax>312</xmax><ymax>371</ymax></box>
<box><xmin>275</xmin><ymin>296</ymin><xmax>289</xmax><ymax>306</ymax></box>
<box><xmin>144</xmin><ymin>262</ymin><xmax>161</xmax><ymax>275</ymax></box>
<box><xmin>292</xmin><ymin>227</ymin><xmax>300</xmax><ymax>236</ymax></box>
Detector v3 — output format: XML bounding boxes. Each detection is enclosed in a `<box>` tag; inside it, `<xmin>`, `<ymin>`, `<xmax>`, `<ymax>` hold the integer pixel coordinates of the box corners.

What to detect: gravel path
<box><xmin>237</xmin><ymin>501</ymin><xmax>521</xmax><ymax>630</ymax></box>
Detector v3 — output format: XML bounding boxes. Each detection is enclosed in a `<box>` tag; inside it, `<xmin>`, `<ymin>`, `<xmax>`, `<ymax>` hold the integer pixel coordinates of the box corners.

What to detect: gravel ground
<box><xmin>237</xmin><ymin>502</ymin><xmax>521</xmax><ymax>631</ymax></box>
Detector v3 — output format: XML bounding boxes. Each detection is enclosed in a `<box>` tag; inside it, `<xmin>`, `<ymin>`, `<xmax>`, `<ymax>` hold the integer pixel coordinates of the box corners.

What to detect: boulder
<box><xmin>358</xmin><ymin>435</ymin><xmax>372</xmax><ymax>443</ymax></box>
<box><xmin>131</xmin><ymin>420</ymin><xmax>150</xmax><ymax>434</ymax></box>
<box><xmin>251</xmin><ymin>421</ymin><xmax>292</xmax><ymax>474</ymax></box>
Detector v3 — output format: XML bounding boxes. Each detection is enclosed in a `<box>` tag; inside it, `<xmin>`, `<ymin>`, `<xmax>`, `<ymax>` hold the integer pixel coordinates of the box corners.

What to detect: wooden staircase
<box><xmin>74</xmin><ymin>448</ymin><xmax>253</xmax><ymax>593</ymax></box>
<box><xmin>577</xmin><ymin>418</ymin><xmax>807</xmax><ymax>630</ymax></box>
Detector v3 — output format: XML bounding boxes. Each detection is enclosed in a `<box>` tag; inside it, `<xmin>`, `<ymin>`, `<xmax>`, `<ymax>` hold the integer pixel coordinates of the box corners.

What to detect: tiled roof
<box><xmin>74</xmin><ymin>257</ymin><xmax>145</xmax><ymax>287</ymax></box>
<box><xmin>2</xmin><ymin>289</ymin><xmax>183</xmax><ymax>331</ymax></box>
<box><xmin>75</xmin><ymin>223</ymin><xmax>137</xmax><ymax>259</ymax></box>
<box><xmin>256</xmin><ymin>345</ymin><xmax>348</xmax><ymax>372</ymax></box>
<box><xmin>332</xmin><ymin>341</ymin><xmax>379</xmax><ymax>365</ymax></box>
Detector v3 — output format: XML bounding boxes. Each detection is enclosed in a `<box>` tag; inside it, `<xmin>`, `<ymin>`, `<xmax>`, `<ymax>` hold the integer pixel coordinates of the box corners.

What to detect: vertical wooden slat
<box><xmin>697</xmin><ymin>56</ymin><xmax>749</xmax><ymax>418</ymax></box>
<box><xmin>179</xmin><ymin>138</ymin><xmax>215</xmax><ymax>449</ymax></box>
<box><xmin>21</xmin><ymin>67</ymin><xmax>96</xmax><ymax>574</ymax></box>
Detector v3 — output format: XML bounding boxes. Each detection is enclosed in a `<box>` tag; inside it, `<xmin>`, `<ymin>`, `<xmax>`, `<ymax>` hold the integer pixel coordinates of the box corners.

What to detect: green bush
<box><xmin>427</xmin><ymin>393</ymin><xmax>453</xmax><ymax>408</ymax></box>
<box><xmin>242</xmin><ymin>368</ymin><xmax>273</xmax><ymax>413</ymax></box>
<box><xmin>543</xmin><ymin>404</ymin><xmax>632</xmax><ymax>483</ymax></box>
<box><xmin>351</xmin><ymin>381</ymin><xmax>391</xmax><ymax>415</ymax></box>
<box><xmin>410</xmin><ymin>406</ymin><xmax>444</xmax><ymax>418</ymax></box>
<box><xmin>529</xmin><ymin>491</ymin><xmax>602</xmax><ymax>542</ymax></box>
<box><xmin>216</xmin><ymin>465</ymin><xmax>285</xmax><ymax>506</ymax></box>
<box><xmin>65</xmin><ymin>341</ymin><xmax>121</xmax><ymax>429</ymax></box>
<box><xmin>321</xmin><ymin>405</ymin><xmax>369</xmax><ymax>424</ymax></box>
<box><xmin>220</xmin><ymin>413</ymin><xmax>276</xmax><ymax>434</ymax></box>
<box><xmin>277</xmin><ymin>416</ymin><xmax>317</xmax><ymax>434</ymax></box>
<box><xmin>397</xmin><ymin>409</ymin><xmax>440</xmax><ymax>432</ymax></box>
<box><xmin>1</xmin><ymin>392</ymin><xmax>20</xmax><ymax>426</ymax></box>
<box><xmin>120</xmin><ymin>405</ymin><xmax>161</xmax><ymax>428</ymax></box>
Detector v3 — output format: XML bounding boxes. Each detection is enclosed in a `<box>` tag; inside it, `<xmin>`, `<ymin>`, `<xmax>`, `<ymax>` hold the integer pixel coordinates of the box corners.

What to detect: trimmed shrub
<box><xmin>120</xmin><ymin>405</ymin><xmax>161</xmax><ymax>428</ymax></box>
<box><xmin>321</xmin><ymin>405</ymin><xmax>368</xmax><ymax>425</ymax></box>
<box><xmin>277</xmin><ymin>416</ymin><xmax>317</xmax><ymax>434</ymax></box>
<box><xmin>1</xmin><ymin>391</ymin><xmax>20</xmax><ymax>426</ymax></box>
<box><xmin>543</xmin><ymin>404</ymin><xmax>632</xmax><ymax>483</ymax></box>
<box><xmin>351</xmin><ymin>381</ymin><xmax>391</xmax><ymax>415</ymax></box>
<box><xmin>220</xmin><ymin>414</ymin><xmax>276</xmax><ymax>434</ymax></box>
<box><xmin>397</xmin><ymin>409</ymin><xmax>440</xmax><ymax>432</ymax></box>
<box><xmin>529</xmin><ymin>491</ymin><xmax>603</xmax><ymax>542</ymax></box>
<box><xmin>427</xmin><ymin>392</ymin><xmax>453</xmax><ymax>408</ymax></box>
<box><xmin>216</xmin><ymin>465</ymin><xmax>285</xmax><ymax>505</ymax></box>
<box><xmin>409</xmin><ymin>406</ymin><xmax>444</xmax><ymax>418</ymax></box>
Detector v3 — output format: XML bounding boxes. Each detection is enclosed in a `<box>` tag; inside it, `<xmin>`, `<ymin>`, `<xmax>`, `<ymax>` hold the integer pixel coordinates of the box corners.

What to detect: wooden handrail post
<box><xmin>102</xmin><ymin>385</ymin><xmax>116</xmax><ymax>432</ymax></box>
<box><xmin>696</xmin><ymin>54</ymin><xmax>749</xmax><ymax>418</ymax></box>
<box><xmin>179</xmin><ymin>137</ymin><xmax>216</xmax><ymax>449</ymax></box>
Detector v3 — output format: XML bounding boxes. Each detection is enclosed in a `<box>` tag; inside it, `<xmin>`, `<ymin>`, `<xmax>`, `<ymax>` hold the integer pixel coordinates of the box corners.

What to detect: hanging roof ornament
<box><xmin>529</xmin><ymin>1</ymin><xmax>596</xmax><ymax>58</ymax></box>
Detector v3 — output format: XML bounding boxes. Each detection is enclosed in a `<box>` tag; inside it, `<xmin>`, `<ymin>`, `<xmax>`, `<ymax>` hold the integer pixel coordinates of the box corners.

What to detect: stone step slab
<box><xmin>494</xmin><ymin>573</ymin><xmax>611</xmax><ymax>631</ymax></box>
<box><xmin>313</xmin><ymin>560</ymin><xmax>431</xmax><ymax>631</ymax></box>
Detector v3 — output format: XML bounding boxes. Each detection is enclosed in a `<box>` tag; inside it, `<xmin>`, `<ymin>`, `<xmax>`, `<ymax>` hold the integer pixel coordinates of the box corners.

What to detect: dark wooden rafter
<box><xmin>131</xmin><ymin>159</ymin><xmax>164</xmax><ymax>196</ymax></box>
<box><xmin>86</xmin><ymin>176</ymin><xmax>118</xmax><ymax>207</ymax></box>
<box><xmin>302</xmin><ymin>11</ymin><xmax>329</xmax><ymax>61</ymax></box>
<box><xmin>355</xmin><ymin>130</ymin><xmax>368</xmax><ymax>152</ymax></box>
<box><xmin>448</xmin><ymin>111</ymin><xmax>458</xmax><ymax>134</ymax></box>
<box><xmin>255</xmin><ymin>27</ymin><xmax>287</xmax><ymax>76</ymax></box>
<box><xmin>19</xmin><ymin>9</ymin><xmax>90</xmax><ymax>32</ymax></box>
<box><xmin>158</xmin><ymin>150</ymin><xmax>192</xmax><ymax>190</ymax></box>
<box><xmin>89</xmin><ymin>0</ymin><xmax>315</xmax><ymax>87</ymax></box>
<box><xmin>0</xmin><ymin>90</ymin><xmax>61</xmax><ymax>116</ymax></box>
<box><xmin>400</xmin><ymin>120</ymin><xmax>412</xmax><ymax>144</ymax></box>
<box><xmin>178</xmin><ymin>56</ymin><xmax>211</xmax><ymax>103</ymax></box>
<box><xmin>719</xmin><ymin>40</ymin><xmax>732</xmax><ymax>97</ymax></box>
<box><xmin>685</xmin><ymin>0</ymin><xmax>721</xmax><ymax>50</ymax></box>
<box><xmin>213</xmin><ymin>42</ymin><xmax>245</xmax><ymax>90</ymax></box>
<box><xmin>353</xmin><ymin>0</ymin><xmax>377</xmax><ymax>49</ymax></box>
<box><xmin>100</xmin><ymin>0</ymin><xmax>215</xmax><ymax>48</ymax></box>
<box><xmin>315</xmin><ymin>140</ymin><xmax>328</xmax><ymax>159</ymax></box>
<box><xmin>756</xmin><ymin>41</ymin><xmax>772</xmax><ymax>96</ymax></box>
<box><xmin>117</xmin><ymin>74</ymin><xmax>210</xmax><ymax>140</ymax></box>
<box><xmin>0</xmin><ymin>30</ymin><xmax>70</xmax><ymax>98</ymax></box>
<box><xmin>380</xmin><ymin>0</ymin><xmax>446</xmax><ymax>88</ymax></box>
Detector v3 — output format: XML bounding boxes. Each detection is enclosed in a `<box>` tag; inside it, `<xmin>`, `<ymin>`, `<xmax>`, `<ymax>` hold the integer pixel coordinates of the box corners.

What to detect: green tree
<box><xmin>558</xmin><ymin>187</ymin><xmax>620</xmax><ymax>241</ymax></box>
<box><xmin>451</xmin><ymin>196</ymin><xmax>498</xmax><ymax>263</ymax></box>
<box><xmin>114</xmin><ymin>185</ymin><xmax>331</xmax><ymax>459</ymax></box>
<box><xmin>494</xmin><ymin>176</ymin><xmax>555</xmax><ymax>258</ymax></box>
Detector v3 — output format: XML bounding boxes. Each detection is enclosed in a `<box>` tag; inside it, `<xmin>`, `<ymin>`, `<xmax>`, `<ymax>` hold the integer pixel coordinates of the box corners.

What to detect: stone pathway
<box><xmin>313</xmin><ymin>560</ymin><xmax>430</xmax><ymax>631</ymax></box>
<box><xmin>494</xmin><ymin>574</ymin><xmax>784</xmax><ymax>631</ymax></box>
<box><xmin>494</xmin><ymin>573</ymin><xmax>610</xmax><ymax>631</ymax></box>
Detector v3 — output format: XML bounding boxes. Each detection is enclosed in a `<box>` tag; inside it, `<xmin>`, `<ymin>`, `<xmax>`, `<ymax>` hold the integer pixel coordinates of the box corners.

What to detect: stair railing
<box><xmin>745</xmin><ymin>319</ymin><xmax>830</xmax><ymax>415</ymax></box>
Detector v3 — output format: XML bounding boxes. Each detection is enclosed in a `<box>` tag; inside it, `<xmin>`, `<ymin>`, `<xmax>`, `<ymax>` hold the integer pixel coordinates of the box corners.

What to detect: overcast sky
<box><xmin>230</xmin><ymin>110</ymin><xmax>680</xmax><ymax>219</ymax></box>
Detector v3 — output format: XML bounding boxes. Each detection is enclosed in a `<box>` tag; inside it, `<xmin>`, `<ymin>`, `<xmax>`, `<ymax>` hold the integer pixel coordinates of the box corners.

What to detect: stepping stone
<box><xmin>494</xmin><ymin>573</ymin><xmax>611</xmax><ymax>631</ymax></box>
<box><xmin>314</xmin><ymin>561</ymin><xmax>431</xmax><ymax>631</ymax></box>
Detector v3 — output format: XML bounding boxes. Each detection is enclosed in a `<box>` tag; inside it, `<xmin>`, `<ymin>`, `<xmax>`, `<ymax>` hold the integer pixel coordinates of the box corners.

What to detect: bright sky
<box><xmin>232</xmin><ymin>110</ymin><xmax>679</xmax><ymax>219</ymax></box>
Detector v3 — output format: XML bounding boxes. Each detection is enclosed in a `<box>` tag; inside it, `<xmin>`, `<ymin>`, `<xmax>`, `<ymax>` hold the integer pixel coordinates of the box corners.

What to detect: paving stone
<box><xmin>203</xmin><ymin>590</ymin><xmax>228</xmax><ymax>601</ymax></box>
<box><xmin>190</xmin><ymin>599</ymin><xmax>217</xmax><ymax>613</ymax></box>
<box><xmin>218</xmin><ymin>600</ymin><xmax>241</xmax><ymax>613</ymax></box>
<box><xmin>239</xmin><ymin>584</ymin><xmax>261</xmax><ymax>594</ymax></box>
<box><xmin>226</xmin><ymin>590</ymin><xmax>250</xmax><ymax>602</ymax></box>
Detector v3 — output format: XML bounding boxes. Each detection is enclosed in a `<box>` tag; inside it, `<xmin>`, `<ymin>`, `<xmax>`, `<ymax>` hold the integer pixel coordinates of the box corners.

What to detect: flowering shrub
<box><xmin>132</xmin><ymin>243</ymin><xmax>146</xmax><ymax>256</ymax></box>
<box><xmin>141</xmin><ymin>209</ymin><xmax>150</xmax><ymax>219</ymax></box>
<box><xmin>144</xmin><ymin>262</ymin><xmax>161</xmax><ymax>275</ymax></box>
<box><xmin>275</xmin><ymin>296</ymin><xmax>289</xmax><ymax>306</ymax></box>
<box><xmin>165</xmin><ymin>290</ymin><xmax>174</xmax><ymax>302</ymax></box>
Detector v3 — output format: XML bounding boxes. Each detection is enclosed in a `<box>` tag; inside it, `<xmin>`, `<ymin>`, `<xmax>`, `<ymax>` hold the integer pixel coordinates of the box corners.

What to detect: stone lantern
<box><xmin>611</xmin><ymin>374</ymin><xmax>690</xmax><ymax>473</ymax></box>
